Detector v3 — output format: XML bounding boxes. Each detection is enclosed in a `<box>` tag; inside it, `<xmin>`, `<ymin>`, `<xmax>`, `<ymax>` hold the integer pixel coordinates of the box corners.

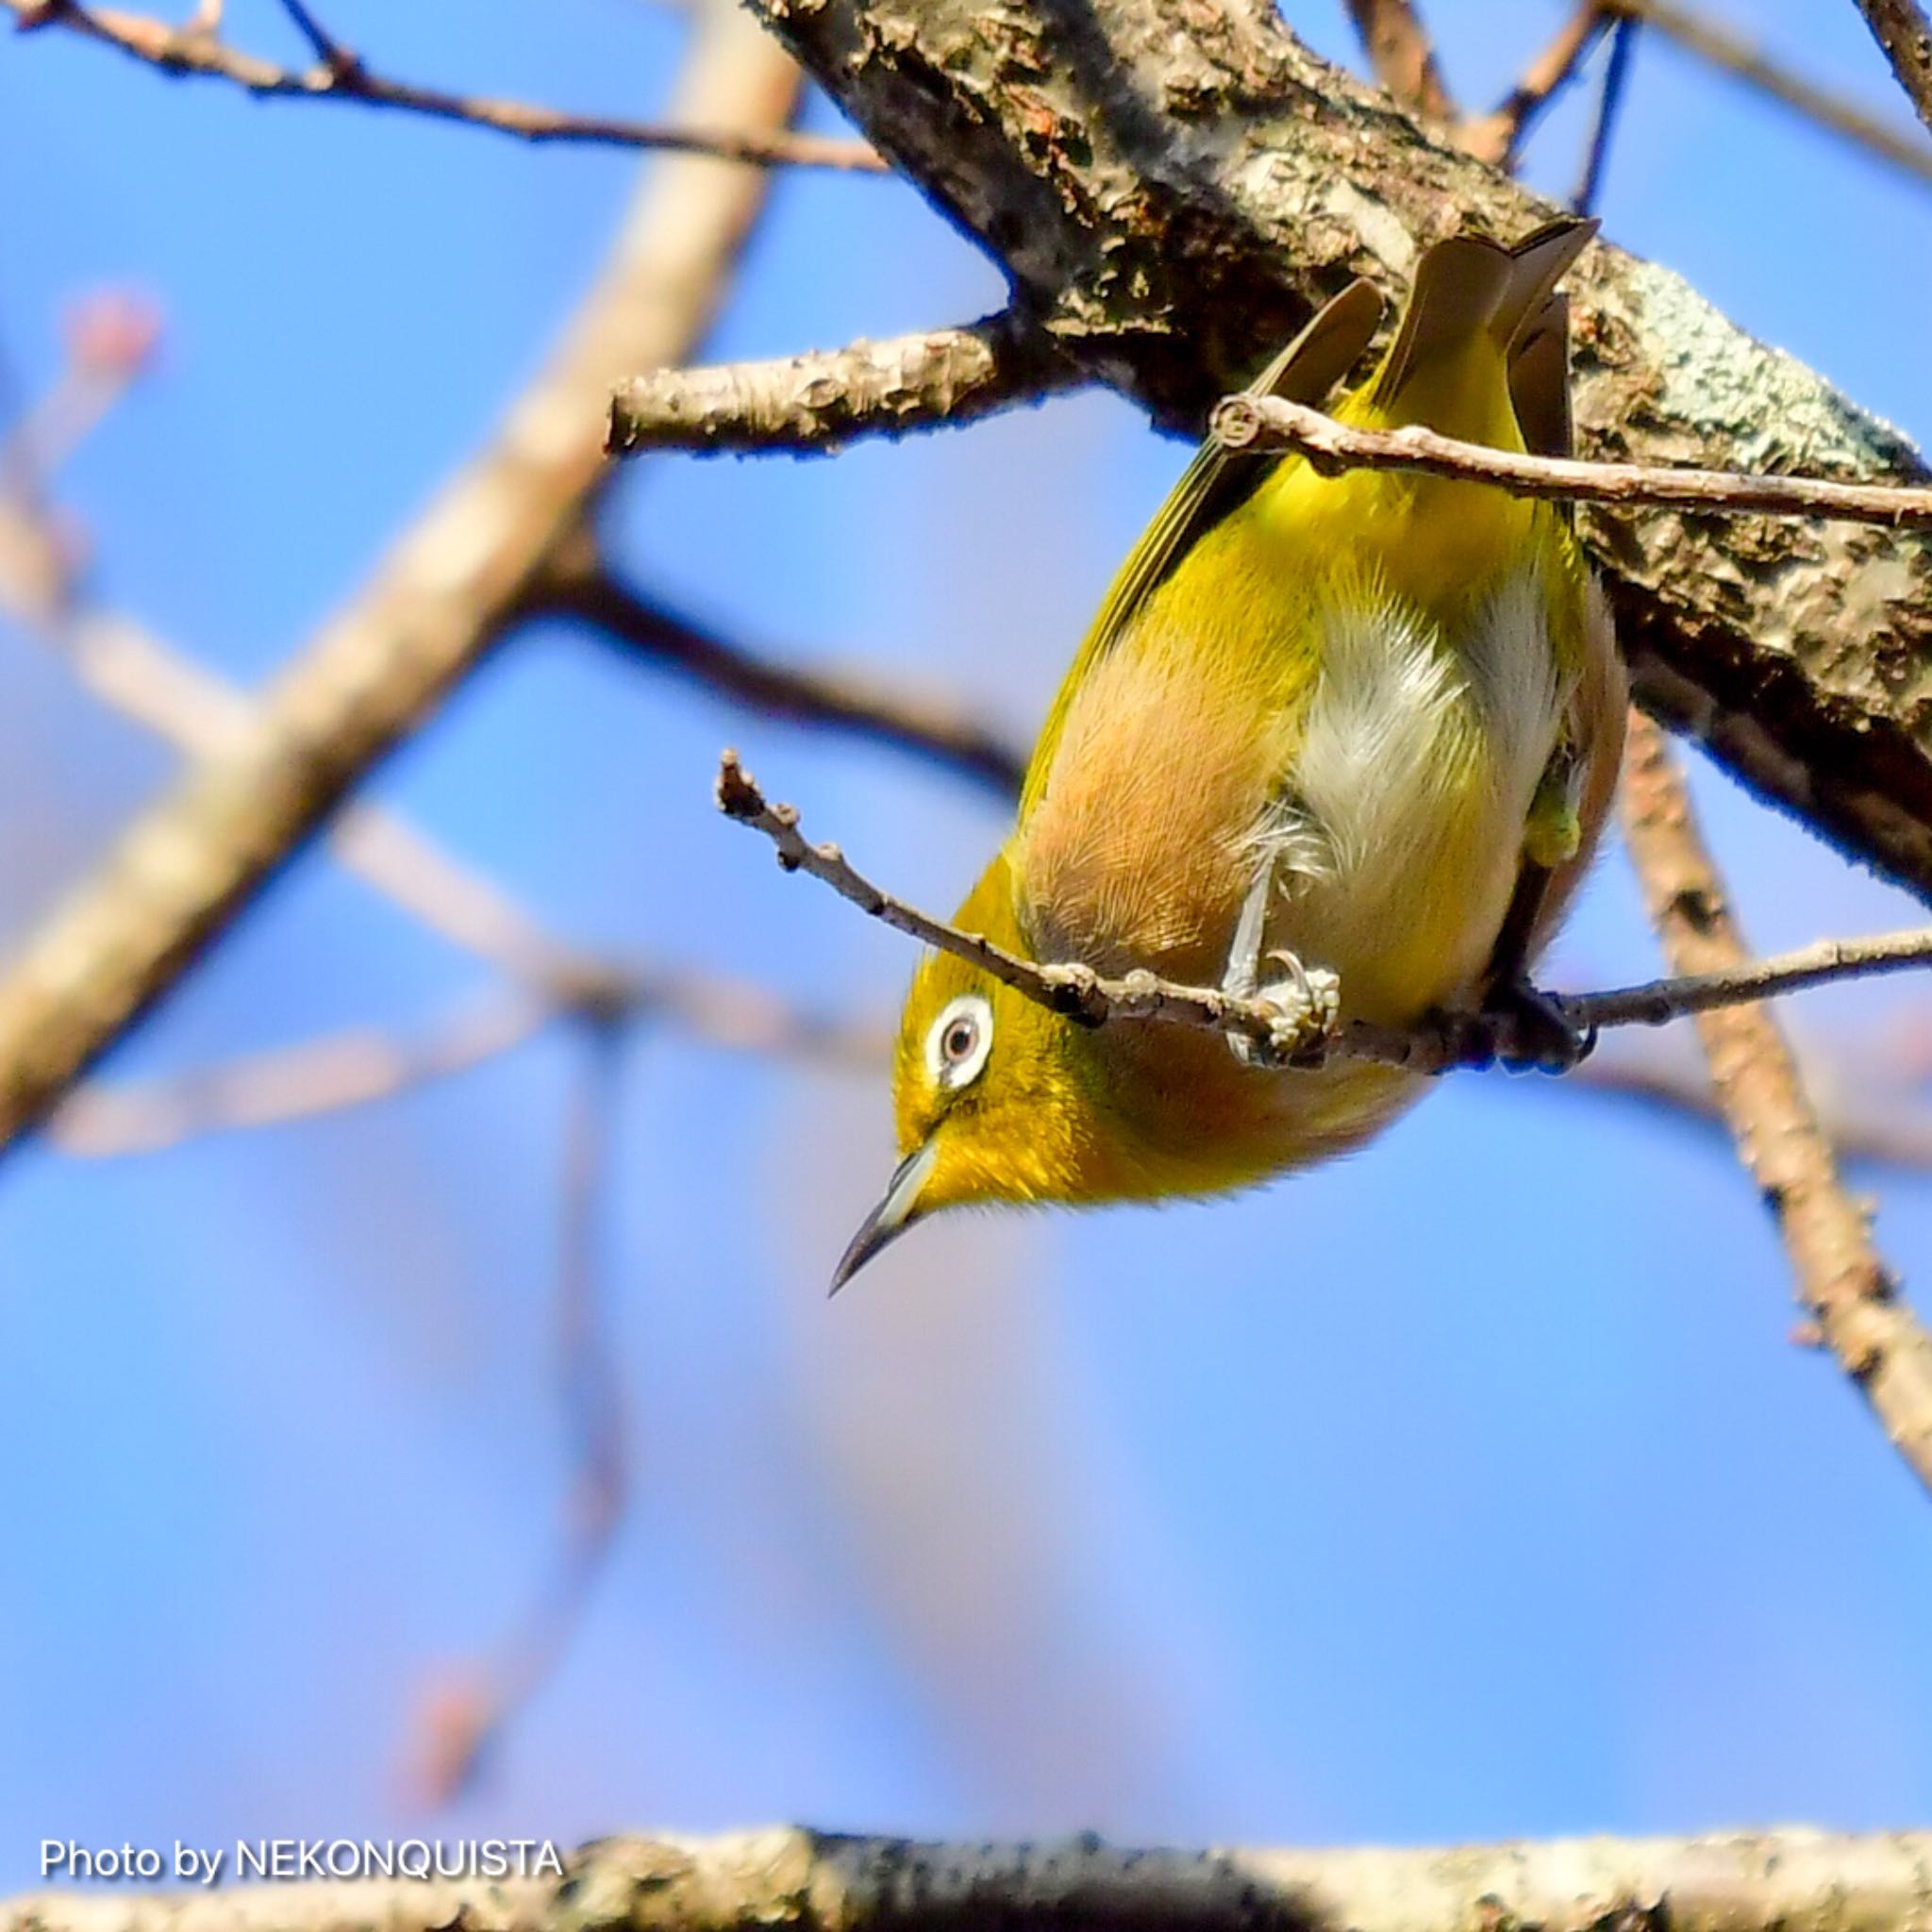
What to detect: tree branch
<box><xmin>0</xmin><ymin>4</ymin><xmax>799</xmax><ymax>1156</ymax></box>
<box><xmin>716</xmin><ymin>753</ymin><xmax>1932</xmax><ymax>1076</ymax></box>
<box><xmin>1343</xmin><ymin>0</ymin><xmax>1456</xmax><ymax>123</ymax></box>
<box><xmin>738</xmin><ymin>0</ymin><xmax>1932</xmax><ymax>908</ymax></box>
<box><xmin>1212</xmin><ymin>394</ymin><xmax>1932</xmax><ymax>528</ymax></box>
<box><xmin>3</xmin><ymin>0</ymin><xmax>882</xmax><ymax>173</ymax></box>
<box><xmin>15</xmin><ymin>1825</ymin><xmax>1932</xmax><ymax>1932</ymax></box>
<box><xmin>607</xmin><ymin>314</ymin><xmax>1078</xmax><ymax>458</ymax></box>
<box><xmin>45</xmin><ymin>989</ymin><xmax>549</xmax><ymax>1158</ymax></box>
<box><xmin>1851</xmin><ymin>0</ymin><xmax>1932</xmax><ymax>138</ymax></box>
<box><xmin>1459</xmin><ymin>4</ymin><xmax>1608</xmax><ymax>168</ymax></box>
<box><xmin>1620</xmin><ymin>714</ymin><xmax>1932</xmax><ymax>1498</ymax></box>
<box><xmin>540</xmin><ymin>541</ymin><xmax>1024</xmax><ymax>795</ymax></box>
<box><xmin>1607</xmin><ymin>0</ymin><xmax>1932</xmax><ymax>188</ymax></box>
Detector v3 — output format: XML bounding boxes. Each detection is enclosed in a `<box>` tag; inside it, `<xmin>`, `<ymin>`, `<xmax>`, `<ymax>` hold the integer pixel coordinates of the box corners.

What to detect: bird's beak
<box><xmin>830</xmin><ymin>1139</ymin><xmax>938</xmax><ymax>1295</ymax></box>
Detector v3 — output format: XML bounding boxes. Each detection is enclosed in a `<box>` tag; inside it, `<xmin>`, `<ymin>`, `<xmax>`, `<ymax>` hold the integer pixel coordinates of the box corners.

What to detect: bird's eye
<box><xmin>926</xmin><ymin>992</ymin><xmax>993</xmax><ymax>1090</ymax></box>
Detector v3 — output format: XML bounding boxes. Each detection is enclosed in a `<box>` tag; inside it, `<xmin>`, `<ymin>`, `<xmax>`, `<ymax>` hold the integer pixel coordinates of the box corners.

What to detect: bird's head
<box><xmin>832</xmin><ymin>856</ymin><xmax>1103</xmax><ymax>1291</ymax></box>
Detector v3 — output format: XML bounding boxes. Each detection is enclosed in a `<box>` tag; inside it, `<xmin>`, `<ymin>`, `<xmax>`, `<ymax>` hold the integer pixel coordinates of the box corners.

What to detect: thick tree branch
<box><xmin>1621</xmin><ymin>713</ymin><xmax>1932</xmax><ymax>1499</ymax></box>
<box><xmin>1852</xmin><ymin>0</ymin><xmax>1932</xmax><ymax>137</ymax></box>
<box><xmin>14</xmin><ymin>1825</ymin><xmax>1932</xmax><ymax>1932</ymax></box>
<box><xmin>717</xmin><ymin>753</ymin><xmax>1932</xmax><ymax>1076</ymax></box>
<box><xmin>3</xmin><ymin>0</ymin><xmax>881</xmax><ymax>173</ymax></box>
<box><xmin>1213</xmin><ymin>395</ymin><xmax>1932</xmax><ymax>527</ymax></box>
<box><xmin>0</xmin><ymin>5</ymin><xmax>799</xmax><ymax>1154</ymax></box>
<box><xmin>739</xmin><ymin>0</ymin><xmax>1932</xmax><ymax>906</ymax></box>
<box><xmin>607</xmin><ymin>314</ymin><xmax>1078</xmax><ymax>458</ymax></box>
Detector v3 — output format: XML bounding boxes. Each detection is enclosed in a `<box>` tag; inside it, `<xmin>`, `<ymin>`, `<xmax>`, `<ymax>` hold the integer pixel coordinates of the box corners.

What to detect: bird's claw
<box><xmin>1479</xmin><ymin>978</ymin><xmax>1594</xmax><ymax>1074</ymax></box>
<box><xmin>1230</xmin><ymin>950</ymin><xmax>1341</xmax><ymax>1068</ymax></box>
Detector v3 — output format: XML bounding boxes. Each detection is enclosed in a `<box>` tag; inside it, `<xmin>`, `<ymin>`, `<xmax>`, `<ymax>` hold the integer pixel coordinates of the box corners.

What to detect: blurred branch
<box><xmin>1572</xmin><ymin>13</ymin><xmax>1638</xmax><ymax>211</ymax></box>
<box><xmin>607</xmin><ymin>314</ymin><xmax>1079</xmax><ymax>458</ymax></box>
<box><xmin>0</xmin><ymin>6</ymin><xmax>801</xmax><ymax>1158</ymax></box>
<box><xmin>17</xmin><ymin>1824</ymin><xmax>1932</xmax><ymax>1932</ymax></box>
<box><xmin>1566</xmin><ymin>1031</ymin><xmax>1932</xmax><ymax>1174</ymax></box>
<box><xmin>717</xmin><ymin>752</ymin><xmax>1932</xmax><ymax>1075</ymax></box>
<box><xmin>4</xmin><ymin>0</ymin><xmax>883</xmax><ymax>173</ymax></box>
<box><xmin>1460</xmin><ymin>4</ymin><xmax>1609</xmax><ymax>168</ymax></box>
<box><xmin>1343</xmin><ymin>0</ymin><xmax>1456</xmax><ymax>121</ymax></box>
<box><xmin>1620</xmin><ymin>712</ymin><xmax>1932</xmax><ymax>1501</ymax></box>
<box><xmin>1606</xmin><ymin>0</ymin><xmax>1932</xmax><ymax>188</ymax></box>
<box><xmin>1213</xmin><ymin>394</ymin><xmax>1932</xmax><ymax>528</ymax></box>
<box><xmin>540</xmin><ymin>539</ymin><xmax>1025</xmax><ymax>795</ymax></box>
<box><xmin>1851</xmin><ymin>0</ymin><xmax>1932</xmax><ymax>139</ymax></box>
<box><xmin>409</xmin><ymin>1021</ymin><xmax>631</xmax><ymax>1807</ymax></box>
<box><xmin>47</xmin><ymin>989</ymin><xmax>549</xmax><ymax>1157</ymax></box>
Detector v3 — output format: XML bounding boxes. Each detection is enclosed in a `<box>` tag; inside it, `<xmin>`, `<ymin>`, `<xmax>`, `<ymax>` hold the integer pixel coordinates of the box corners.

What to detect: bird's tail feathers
<box><xmin>1371</xmin><ymin>216</ymin><xmax>1597</xmax><ymax>431</ymax></box>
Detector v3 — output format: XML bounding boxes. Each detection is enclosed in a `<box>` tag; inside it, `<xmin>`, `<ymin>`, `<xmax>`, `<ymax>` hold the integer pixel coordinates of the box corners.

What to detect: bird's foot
<box><xmin>1477</xmin><ymin>977</ymin><xmax>1594</xmax><ymax>1074</ymax></box>
<box><xmin>1230</xmin><ymin>949</ymin><xmax>1341</xmax><ymax>1069</ymax></box>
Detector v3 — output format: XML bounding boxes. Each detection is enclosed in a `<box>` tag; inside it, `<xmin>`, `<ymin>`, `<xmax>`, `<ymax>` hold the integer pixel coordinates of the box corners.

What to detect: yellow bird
<box><xmin>835</xmin><ymin>217</ymin><xmax>1626</xmax><ymax>1290</ymax></box>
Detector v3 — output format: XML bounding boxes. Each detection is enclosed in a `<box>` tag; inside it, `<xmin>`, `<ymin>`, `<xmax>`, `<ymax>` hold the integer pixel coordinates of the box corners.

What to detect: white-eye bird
<box><xmin>836</xmin><ymin>217</ymin><xmax>1626</xmax><ymax>1289</ymax></box>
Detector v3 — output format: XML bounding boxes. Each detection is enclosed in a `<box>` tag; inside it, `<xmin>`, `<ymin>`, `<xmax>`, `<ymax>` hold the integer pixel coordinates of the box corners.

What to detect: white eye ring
<box><xmin>926</xmin><ymin>992</ymin><xmax>993</xmax><ymax>1090</ymax></box>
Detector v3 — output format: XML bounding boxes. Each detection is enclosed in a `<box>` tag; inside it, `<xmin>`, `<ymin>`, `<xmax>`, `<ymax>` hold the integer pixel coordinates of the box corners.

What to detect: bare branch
<box><xmin>16</xmin><ymin>1824</ymin><xmax>1932</xmax><ymax>1932</ymax></box>
<box><xmin>1607</xmin><ymin>0</ymin><xmax>1932</xmax><ymax>188</ymax></box>
<box><xmin>716</xmin><ymin>753</ymin><xmax>1932</xmax><ymax>1076</ymax></box>
<box><xmin>1573</xmin><ymin>13</ymin><xmax>1639</xmax><ymax>212</ymax></box>
<box><xmin>1343</xmin><ymin>0</ymin><xmax>1456</xmax><ymax>122</ymax></box>
<box><xmin>1620</xmin><ymin>713</ymin><xmax>1932</xmax><ymax>1501</ymax></box>
<box><xmin>1850</xmin><ymin>0</ymin><xmax>1932</xmax><ymax>138</ymax></box>
<box><xmin>273</xmin><ymin>0</ymin><xmax>351</xmax><ymax>74</ymax></box>
<box><xmin>4</xmin><ymin>0</ymin><xmax>882</xmax><ymax>174</ymax></box>
<box><xmin>541</xmin><ymin>542</ymin><xmax>1024</xmax><ymax>795</ymax></box>
<box><xmin>0</xmin><ymin>6</ymin><xmax>801</xmax><ymax>1157</ymax></box>
<box><xmin>408</xmin><ymin>1022</ymin><xmax>630</xmax><ymax>1807</ymax></box>
<box><xmin>741</xmin><ymin>0</ymin><xmax>1932</xmax><ymax>906</ymax></box>
<box><xmin>1566</xmin><ymin>1033</ymin><xmax>1932</xmax><ymax>1174</ymax></box>
<box><xmin>47</xmin><ymin>990</ymin><xmax>548</xmax><ymax>1158</ymax></box>
<box><xmin>1213</xmin><ymin>394</ymin><xmax>1932</xmax><ymax>530</ymax></box>
<box><xmin>608</xmin><ymin>314</ymin><xmax>1077</xmax><ymax>458</ymax></box>
<box><xmin>1460</xmin><ymin>4</ymin><xmax>1609</xmax><ymax>168</ymax></box>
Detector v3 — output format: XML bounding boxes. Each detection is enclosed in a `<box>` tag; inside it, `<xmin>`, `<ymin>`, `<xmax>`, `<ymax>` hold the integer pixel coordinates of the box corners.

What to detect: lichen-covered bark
<box><xmin>749</xmin><ymin>0</ymin><xmax>1932</xmax><ymax>898</ymax></box>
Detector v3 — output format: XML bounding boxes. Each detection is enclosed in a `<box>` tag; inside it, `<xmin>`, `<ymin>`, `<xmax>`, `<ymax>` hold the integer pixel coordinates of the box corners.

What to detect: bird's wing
<box><xmin>1016</xmin><ymin>278</ymin><xmax>1384</xmax><ymax>826</ymax></box>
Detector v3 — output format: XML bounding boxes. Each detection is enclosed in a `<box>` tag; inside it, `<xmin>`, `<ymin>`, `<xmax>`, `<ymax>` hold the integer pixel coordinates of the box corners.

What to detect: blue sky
<box><xmin>3</xmin><ymin>0</ymin><xmax>1932</xmax><ymax>1886</ymax></box>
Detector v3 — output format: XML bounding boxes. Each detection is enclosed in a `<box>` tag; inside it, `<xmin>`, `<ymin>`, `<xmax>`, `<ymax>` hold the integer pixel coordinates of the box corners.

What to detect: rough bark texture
<box><xmin>13</xmin><ymin>1828</ymin><xmax>1932</xmax><ymax>1932</ymax></box>
<box><xmin>608</xmin><ymin>316</ymin><xmax>1075</xmax><ymax>455</ymax></box>
<box><xmin>745</xmin><ymin>0</ymin><xmax>1932</xmax><ymax>902</ymax></box>
<box><xmin>1854</xmin><ymin>0</ymin><xmax>1932</xmax><ymax>137</ymax></box>
<box><xmin>0</xmin><ymin>5</ymin><xmax>797</xmax><ymax>1147</ymax></box>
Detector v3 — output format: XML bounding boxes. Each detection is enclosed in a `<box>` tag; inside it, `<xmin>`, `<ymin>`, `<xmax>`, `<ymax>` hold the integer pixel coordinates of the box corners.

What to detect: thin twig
<box><xmin>1460</xmin><ymin>3</ymin><xmax>1608</xmax><ymax>167</ymax></box>
<box><xmin>1565</xmin><ymin>1033</ymin><xmax>1932</xmax><ymax>1174</ymax></box>
<box><xmin>5</xmin><ymin>0</ymin><xmax>884</xmax><ymax>174</ymax></box>
<box><xmin>607</xmin><ymin>314</ymin><xmax>1077</xmax><ymax>458</ymax></box>
<box><xmin>1344</xmin><ymin>0</ymin><xmax>1457</xmax><ymax>121</ymax></box>
<box><xmin>47</xmin><ymin>990</ymin><xmax>549</xmax><ymax>1158</ymax></box>
<box><xmin>715</xmin><ymin>752</ymin><xmax>1932</xmax><ymax>1075</ymax></box>
<box><xmin>410</xmin><ymin>1020</ymin><xmax>631</xmax><ymax>1807</ymax></box>
<box><xmin>1619</xmin><ymin>713</ymin><xmax>1932</xmax><ymax>1500</ymax></box>
<box><xmin>1573</xmin><ymin>14</ymin><xmax>1639</xmax><ymax>213</ymax></box>
<box><xmin>541</xmin><ymin>544</ymin><xmax>1024</xmax><ymax>796</ymax></box>
<box><xmin>1605</xmin><ymin>0</ymin><xmax>1932</xmax><ymax>188</ymax></box>
<box><xmin>275</xmin><ymin>0</ymin><xmax>352</xmax><ymax>75</ymax></box>
<box><xmin>1213</xmin><ymin>394</ymin><xmax>1932</xmax><ymax>530</ymax></box>
<box><xmin>1851</xmin><ymin>0</ymin><xmax>1932</xmax><ymax>140</ymax></box>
